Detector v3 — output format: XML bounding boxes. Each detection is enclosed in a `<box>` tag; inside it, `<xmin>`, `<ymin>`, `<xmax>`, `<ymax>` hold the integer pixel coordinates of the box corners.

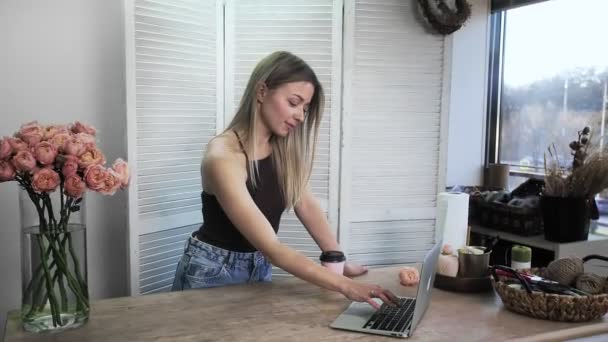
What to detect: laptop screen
<box><xmin>409</xmin><ymin>240</ymin><xmax>442</xmax><ymax>333</ymax></box>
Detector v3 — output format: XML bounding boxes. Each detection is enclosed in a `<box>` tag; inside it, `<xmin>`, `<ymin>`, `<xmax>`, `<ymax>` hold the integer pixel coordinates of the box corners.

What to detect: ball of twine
<box><xmin>544</xmin><ymin>257</ymin><xmax>584</xmax><ymax>286</ymax></box>
<box><xmin>575</xmin><ymin>273</ymin><xmax>605</xmax><ymax>294</ymax></box>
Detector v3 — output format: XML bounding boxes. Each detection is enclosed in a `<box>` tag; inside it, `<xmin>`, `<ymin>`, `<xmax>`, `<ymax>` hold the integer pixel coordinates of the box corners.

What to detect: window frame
<box><xmin>485</xmin><ymin>11</ymin><xmax>504</xmax><ymax>169</ymax></box>
<box><xmin>486</xmin><ymin>0</ymin><xmax>608</xmax><ymax>228</ymax></box>
<box><xmin>486</xmin><ymin>0</ymin><xmax>557</xmax><ymax>178</ymax></box>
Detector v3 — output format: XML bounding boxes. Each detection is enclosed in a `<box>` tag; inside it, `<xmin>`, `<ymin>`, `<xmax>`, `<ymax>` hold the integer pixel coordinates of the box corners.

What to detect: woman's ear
<box><xmin>256</xmin><ymin>82</ymin><xmax>268</xmax><ymax>103</ymax></box>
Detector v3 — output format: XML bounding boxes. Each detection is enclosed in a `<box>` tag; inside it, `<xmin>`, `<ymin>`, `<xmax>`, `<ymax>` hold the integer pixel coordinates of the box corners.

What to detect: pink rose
<box><xmin>112</xmin><ymin>158</ymin><xmax>129</xmax><ymax>188</ymax></box>
<box><xmin>62</xmin><ymin>155</ymin><xmax>80</xmax><ymax>177</ymax></box>
<box><xmin>76</xmin><ymin>133</ymin><xmax>96</xmax><ymax>147</ymax></box>
<box><xmin>399</xmin><ymin>267</ymin><xmax>420</xmax><ymax>286</ymax></box>
<box><xmin>78</xmin><ymin>146</ymin><xmax>105</xmax><ymax>169</ymax></box>
<box><xmin>71</xmin><ymin>121</ymin><xmax>96</xmax><ymax>136</ymax></box>
<box><xmin>0</xmin><ymin>137</ymin><xmax>12</xmax><ymax>160</ymax></box>
<box><xmin>31</xmin><ymin>168</ymin><xmax>60</xmax><ymax>193</ymax></box>
<box><xmin>50</xmin><ymin>132</ymin><xmax>70</xmax><ymax>151</ymax></box>
<box><xmin>84</xmin><ymin>164</ymin><xmax>106</xmax><ymax>191</ymax></box>
<box><xmin>100</xmin><ymin>169</ymin><xmax>121</xmax><ymax>196</ymax></box>
<box><xmin>8</xmin><ymin>138</ymin><xmax>29</xmax><ymax>153</ymax></box>
<box><xmin>63</xmin><ymin>136</ymin><xmax>86</xmax><ymax>156</ymax></box>
<box><xmin>64</xmin><ymin>175</ymin><xmax>86</xmax><ymax>198</ymax></box>
<box><xmin>12</xmin><ymin>150</ymin><xmax>37</xmax><ymax>172</ymax></box>
<box><xmin>43</xmin><ymin>125</ymin><xmax>68</xmax><ymax>140</ymax></box>
<box><xmin>33</xmin><ymin>141</ymin><xmax>58</xmax><ymax>166</ymax></box>
<box><xmin>18</xmin><ymin>121</ymin><xmax>43</xmax><ymax>146</ymax></box>
<box><xmin>0</xmin><ymin>160</ymin><xmax>16</xmax><ymax>182</ymax></box>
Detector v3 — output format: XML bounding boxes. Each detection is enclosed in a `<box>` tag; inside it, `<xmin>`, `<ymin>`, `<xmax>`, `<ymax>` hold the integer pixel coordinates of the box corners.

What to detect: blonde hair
<box><xmin>225</xmin><ymin>51</ymin><xmax>324</xmax><ymax>209</ymax></box>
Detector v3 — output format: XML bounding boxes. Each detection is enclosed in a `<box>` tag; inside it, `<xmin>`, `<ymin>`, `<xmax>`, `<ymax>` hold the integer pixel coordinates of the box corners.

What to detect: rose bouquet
<box><xmin>0</xmin><ymin>121</ymin><xmax>129</xmax><ymax>332</ymax></box>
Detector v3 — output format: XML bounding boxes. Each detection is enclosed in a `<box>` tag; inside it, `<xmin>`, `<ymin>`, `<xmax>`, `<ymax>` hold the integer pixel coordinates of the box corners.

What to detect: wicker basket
<box><xmin>490</xmin><ymin>256</ymin><xmax>608</xmax><ymax>322</ymax></box>
<box><xmin>472</xmin><ymin>199</ymin><xmax>542</xmax><ymax>236</ymax></box>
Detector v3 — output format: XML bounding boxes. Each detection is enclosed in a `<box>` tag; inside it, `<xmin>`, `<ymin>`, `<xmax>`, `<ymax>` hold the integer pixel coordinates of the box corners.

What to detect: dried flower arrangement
<box><xmin>544</xmin><ymin>126</ymin><xmax>608</xmax><ymax>198</ymax></box>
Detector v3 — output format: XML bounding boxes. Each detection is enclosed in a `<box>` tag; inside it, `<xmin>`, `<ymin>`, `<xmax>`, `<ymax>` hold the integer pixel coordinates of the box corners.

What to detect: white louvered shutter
<box><xmin>340</xmin><ymin>0</ymin><xmax>449</xmax><ymax>266</ymax></box>
<box><xmin>124</xmin><ymin>0</ymin><xmax>222</xmax><ymax>294</ymax></box>
<box><xmin>225</xmin><ymin>0</ymin><xmax>342</xmax><ymax>276</ymax></box>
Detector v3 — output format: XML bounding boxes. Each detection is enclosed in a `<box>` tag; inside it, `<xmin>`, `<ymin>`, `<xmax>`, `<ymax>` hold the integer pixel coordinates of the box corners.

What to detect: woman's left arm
<box><xmin>294</xmin><ymin>187</ymin><xmax>368</xmax><ymax>277</ymax></box>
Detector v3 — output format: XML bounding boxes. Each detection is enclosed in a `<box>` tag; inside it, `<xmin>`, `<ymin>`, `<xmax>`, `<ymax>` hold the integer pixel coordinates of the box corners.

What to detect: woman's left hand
<box><xmin>343</xmin><ymin>262</ymin><xmax>369</xmax><ymax>277</ymax></box>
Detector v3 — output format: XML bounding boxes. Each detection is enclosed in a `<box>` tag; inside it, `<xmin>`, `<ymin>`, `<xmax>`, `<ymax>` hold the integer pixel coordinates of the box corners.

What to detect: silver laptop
<box><xmin>330</xmin><ymin>240</ymin><xmax>442</xmax><ymax>338</ymax></box>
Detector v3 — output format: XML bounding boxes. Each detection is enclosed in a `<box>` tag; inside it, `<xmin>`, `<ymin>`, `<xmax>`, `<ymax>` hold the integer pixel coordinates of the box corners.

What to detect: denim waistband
<box><xmin>185</xmin><ymin>232</ymin><xmax>264</xmax><ymax>264</ymax></box>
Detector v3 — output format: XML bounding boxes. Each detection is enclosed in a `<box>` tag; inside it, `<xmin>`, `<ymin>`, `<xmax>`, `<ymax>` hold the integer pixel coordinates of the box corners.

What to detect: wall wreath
<box><xmin>417</xmin><ymin>0</ymin><xmax>472</xmax><ymax>35</ymax></box>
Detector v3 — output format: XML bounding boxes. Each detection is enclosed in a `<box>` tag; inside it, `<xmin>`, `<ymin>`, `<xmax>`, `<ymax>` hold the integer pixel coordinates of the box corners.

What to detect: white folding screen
<box><xmin>124</xmin><ymin>0</ymin><xmax>222</xmax><ymax>294</ymax></box>
<box><xmin>339</xmin><ymin>0</ymin><xmax>450</xmax><ymax>266</ymax></box>
<box><xmin>224</xmin><ymin>0</ymin><xmax>343</xmax><ymax>276</ymax></box>
<box><xmin>125</xmin><ymin>0</ymin><xmax>450</xmax><ymax>293</ymax></box>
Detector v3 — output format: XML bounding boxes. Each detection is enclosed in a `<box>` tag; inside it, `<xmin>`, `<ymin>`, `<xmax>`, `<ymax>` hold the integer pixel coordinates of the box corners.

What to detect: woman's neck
<box><xmin>234</xmin><ymin>118</ymin><xmax>272</xmax><ymax>159</ymax></box>
<box><xmin>252</xmin><ymin>113</ymin><xmax>273</xmax><ymax>156</ymax></box>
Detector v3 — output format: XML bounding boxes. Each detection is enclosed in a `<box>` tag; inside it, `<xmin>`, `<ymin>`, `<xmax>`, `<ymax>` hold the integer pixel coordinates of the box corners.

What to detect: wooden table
<box><xmin>4</xmin><ymin>266</ymin><xmax>608</xmax><ymax>341</ymax></box>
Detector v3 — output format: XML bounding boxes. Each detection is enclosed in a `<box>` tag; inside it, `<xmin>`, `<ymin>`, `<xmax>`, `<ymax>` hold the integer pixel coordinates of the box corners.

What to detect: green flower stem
<box><xmin>43</xmin><ymin>195</ymin><xmax>57</xmax><ymax>230</ymax></box>
<box><xmin>24</xmin><ymin>272</ymin><xmax>44</xmax><ymax>318</ymax></box>
<box><xmin>23</xmin><ymin>245</ymin><xmax>54</xmax><ymax>300</ymax></box>
<box><xmin>62</xmin><ymin>200</ymin><xmax>88</xmax><ymax>298</ymax></box>
<box><xmin>58</xmin><ymin>198</ymin><xmax>73</xmax><ymax>231</ymax></box>
<box><xmin>36</xmin><ymin>235</ymin><xmax>61</xmax><ymax>327</ymax></box>
<box><xmin>51</xmin><ymin>231</ymin><xmax>72</xmax><ymax>313</ymax></box>
<box><xmin>25</xmin><ymin>257</ymin><xmax>64</xmax><ymax>319</ymax></box>
<box><xmin>42</xmin><ymin>216</ymin><xmax>89</xmax><ymax>310</ymax></box>
<box><xmin>23</xmin><ymin>227</ymin><xmax>73</xmax><ymax>307</ymax></box>
<box><xmin>33</xmin><ymin>293</ymin><xmax>48</xmax><ymax>319</ymax></box>
<box><xmin>26</xmin><ymin>232</ymin><xmax>87</xmax><ymax>322</ymax></box>
<box><xmin>21</xmin><ymin>186</ymin><xmax>48</xmax><ymax>233</ymax></box>
<box><xmin>53</xmin><ymin>233</ymin><xmax>69</xmax><ymax>312</ymax></box>
<box><xmin>44</xmin><ymin>235</ymin><xmax>89</xmax><ymax>308</ymax></box>
<box><xmin>67</xmin><ymin>234</ymin><xmax>88</xmax><ymax>298</ymax></box>
<box><xmin>24</xmin><ymin>258</ymin><xmax>56</xmax><ymax>318</ymax></box>
<box><xmin>60</xmin><ymin>180</ymin><xmax>65</xmax><ymax>218</ymax></box>
<box><xmin>56</xmin><ymin>270</ymin><xmax>69</xmax><ymax>312</ymax></box>
<box><xmin>57</xmin><ymin>230</ymin><xmax>70</xmax><ymax>312</ymax></box>
<box><xmin>40</xmin><ymin>200</ymin><xmax>48</xmax><ymax>232</ymax></box>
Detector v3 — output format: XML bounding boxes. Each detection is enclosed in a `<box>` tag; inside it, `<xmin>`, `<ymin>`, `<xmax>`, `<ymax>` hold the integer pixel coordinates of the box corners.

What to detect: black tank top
<box><xmin>196</xmin><ymin>132</ymin><xmax>285</xmax><ymax>252</ymax></box>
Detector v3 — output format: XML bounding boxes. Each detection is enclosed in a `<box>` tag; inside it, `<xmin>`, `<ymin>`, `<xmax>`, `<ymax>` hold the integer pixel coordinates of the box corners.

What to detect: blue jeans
<box><xmin>171</xmin><ymin>233</ymin><xmax>273</xmax><ymax>291</ymax></box>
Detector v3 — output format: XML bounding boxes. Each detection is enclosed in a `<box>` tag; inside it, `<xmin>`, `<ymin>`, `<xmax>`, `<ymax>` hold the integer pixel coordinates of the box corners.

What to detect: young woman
<box><xmin>172</xmin><ymin>51</ymin><xmax>398</xmax><ymax>309</ymax></box>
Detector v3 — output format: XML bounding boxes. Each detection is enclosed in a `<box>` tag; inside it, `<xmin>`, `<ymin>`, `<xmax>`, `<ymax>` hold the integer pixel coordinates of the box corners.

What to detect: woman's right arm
<box><xmin>203</xmin><ymin>154</ymin><xmax>399</xmax><ymax>309</ymax></box>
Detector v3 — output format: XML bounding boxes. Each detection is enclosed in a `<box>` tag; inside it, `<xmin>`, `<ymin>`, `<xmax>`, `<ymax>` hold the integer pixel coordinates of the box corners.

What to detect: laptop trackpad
<box><xmin>330</xmin><ymin>299</ymin><xmax>381</xmax><ymax>329</ymax></box>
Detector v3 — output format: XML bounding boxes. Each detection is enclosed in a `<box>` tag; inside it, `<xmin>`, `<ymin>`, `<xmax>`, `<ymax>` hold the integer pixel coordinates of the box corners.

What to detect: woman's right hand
<box><xmin>339</xmin><ymin>279</ymin><xmax>400</xmax><ymax>310</ymax></box>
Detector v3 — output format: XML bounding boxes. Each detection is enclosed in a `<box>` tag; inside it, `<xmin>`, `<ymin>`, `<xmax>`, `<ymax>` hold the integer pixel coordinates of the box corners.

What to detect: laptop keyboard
<box><xmin>363</xmin><ymin>297</ymin><xmax>416</xmax><ymax>333</ymax></box>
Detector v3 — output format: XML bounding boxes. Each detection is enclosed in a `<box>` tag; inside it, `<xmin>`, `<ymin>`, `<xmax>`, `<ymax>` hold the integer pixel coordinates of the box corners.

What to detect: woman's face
<box><xmin>258</xmin><ymin>81</ymin><xmax>314</xmax><ymax>137</ymax></box>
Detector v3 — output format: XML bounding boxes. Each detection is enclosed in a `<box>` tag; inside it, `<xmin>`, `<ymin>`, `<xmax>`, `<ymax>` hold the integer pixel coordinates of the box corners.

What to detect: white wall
<box><xmin>0</xmin><ymin>0</ymin><xmax>128</xmax><ymax>336</ymax></box>
<box><xmin>446</xmin><ymin>0</ymin><xmax>491</xmax><ymax>187</ymax></box>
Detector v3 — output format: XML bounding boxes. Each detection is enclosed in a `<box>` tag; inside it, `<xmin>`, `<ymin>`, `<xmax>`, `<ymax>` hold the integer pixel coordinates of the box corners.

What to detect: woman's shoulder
<box><xmin>201</xmin><ymin>132</ymin><xmax>247</xmax><ymax>190</ymax></box>
<box><xmin>204</xmin><ymin>132</ymin><xmax>241</xmax><ymax>162</ymax></box>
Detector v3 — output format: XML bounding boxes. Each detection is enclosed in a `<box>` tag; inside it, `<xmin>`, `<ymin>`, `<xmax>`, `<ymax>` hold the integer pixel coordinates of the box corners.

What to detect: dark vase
<box><xmin>540</xmin><ymin>196</ymin><xmax>591</xmax><ymax>243</ymax></box>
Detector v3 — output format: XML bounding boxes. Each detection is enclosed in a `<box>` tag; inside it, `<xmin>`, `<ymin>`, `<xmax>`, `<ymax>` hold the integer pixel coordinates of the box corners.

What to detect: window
<box><xmin>487</xmin><ymin>0</ymin><xmax>608</xmax><ymax>230</ymax></box>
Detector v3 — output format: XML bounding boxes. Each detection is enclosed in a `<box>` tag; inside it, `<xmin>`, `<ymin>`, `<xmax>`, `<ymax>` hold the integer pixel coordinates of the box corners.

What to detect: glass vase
<box><xmin>19</xmin><ymin>188</ymin><xmax>89</xmax><ymax>333</ymax></box>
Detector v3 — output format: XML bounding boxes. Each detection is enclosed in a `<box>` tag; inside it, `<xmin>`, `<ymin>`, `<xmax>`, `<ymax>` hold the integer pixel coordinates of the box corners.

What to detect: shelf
<box><xmin>470</xmin><ymin>224</ymin><xmax>608</xmax><ymax>253</ymax></box>
<box><xmin>470</xmin><ymin>224</ymin><xmax>557</xmax><ymax>251</ymax></box>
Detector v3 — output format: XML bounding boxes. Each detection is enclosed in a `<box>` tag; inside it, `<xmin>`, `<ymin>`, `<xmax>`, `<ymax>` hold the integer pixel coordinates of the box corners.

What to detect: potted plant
<box><xmin>542</xmin><ymin>126</ymin><xmax>608</xmax><ymax>242</ymax></box>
